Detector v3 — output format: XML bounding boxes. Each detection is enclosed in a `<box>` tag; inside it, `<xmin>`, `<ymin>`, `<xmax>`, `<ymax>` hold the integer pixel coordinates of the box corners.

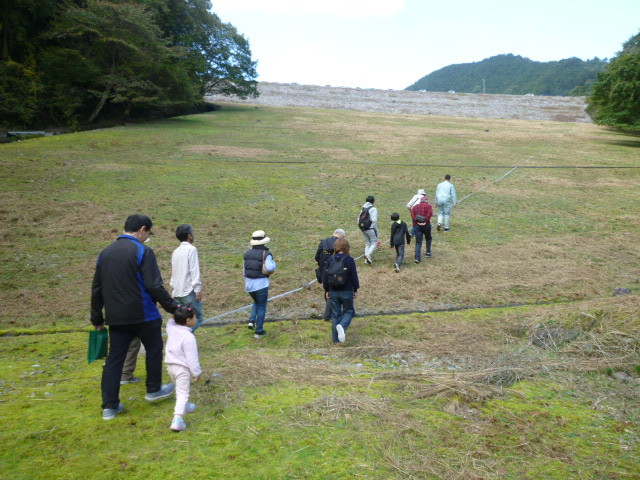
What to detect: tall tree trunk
<box><xmin>87</xmin><ymin>82</ymin><xmax>112</xmax><ymax>124</ymax></box>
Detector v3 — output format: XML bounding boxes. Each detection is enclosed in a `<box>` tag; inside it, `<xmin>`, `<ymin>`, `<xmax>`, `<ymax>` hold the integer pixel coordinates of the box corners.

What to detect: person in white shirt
<box><xmin>170</xmin><ymin>224</ymin><xmax>204</xmax><ymax>332</ymax></box>
<box><xmin>435</xmin><ymin>174</ymin><xmax>458</xmax><ymax>232</ymax></box>
<box><xmin>165</xmin><ymin>306</ymin><xmax>202</xmax><ymax>431</ymax></box>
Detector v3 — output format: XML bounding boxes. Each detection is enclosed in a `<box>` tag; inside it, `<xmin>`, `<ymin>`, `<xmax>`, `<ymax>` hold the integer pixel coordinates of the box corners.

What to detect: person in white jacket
<box><xmin>406</xmin><ymin>188</ymin><xmax>427</xmax><ymax>211</ymax></box>
<box><xmin>358</xmin><ymin>196</ymin><xmax>379</xmax><ymax>264</ymax></box>
<box><xmin>435</xmin><ymin>174</ymin><xmax>458</xmax><ymax>231</ymax></box>
<box><xmin>165</xmin><ymin>306</ymin><xmax>203</xmax><ymax>432</ymax></box>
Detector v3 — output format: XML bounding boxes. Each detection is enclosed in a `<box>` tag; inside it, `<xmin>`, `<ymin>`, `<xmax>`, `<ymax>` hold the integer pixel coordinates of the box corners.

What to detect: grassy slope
<box><xmin>0</xmin><ymin>105</ymin><xmax>639</xmax><ymax>478</ymax></box>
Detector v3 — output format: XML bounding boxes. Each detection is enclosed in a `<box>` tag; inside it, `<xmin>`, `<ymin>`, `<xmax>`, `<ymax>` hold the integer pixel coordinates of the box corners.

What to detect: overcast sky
<box><xmin>212</xmin><ymin>0</ymin><xmax>640</xmax><ymax>90</ymax></box>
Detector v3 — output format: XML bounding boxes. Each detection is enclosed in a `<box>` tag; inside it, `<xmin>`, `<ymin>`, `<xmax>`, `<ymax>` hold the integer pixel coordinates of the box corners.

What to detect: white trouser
<box><xmin>363</xmin><ymin>229</ymin><xmax>378</xmax><ymax>257</ymax></box>
<box><xmin>167</xmin><ymin>363</ymin><xmax>191</xmax><ymax>416</ymax></box>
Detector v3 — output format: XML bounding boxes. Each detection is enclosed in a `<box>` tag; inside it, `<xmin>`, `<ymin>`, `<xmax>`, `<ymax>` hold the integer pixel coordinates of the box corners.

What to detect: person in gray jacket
<box><xmin>436</xmin><ymin>174</ymin><xmax>458</xmax><ymax>232</ymax></box>
<box><xmin>358</xmin><ymin>195</ymin><xmax>378</xmax><ymax>264</ymax></box>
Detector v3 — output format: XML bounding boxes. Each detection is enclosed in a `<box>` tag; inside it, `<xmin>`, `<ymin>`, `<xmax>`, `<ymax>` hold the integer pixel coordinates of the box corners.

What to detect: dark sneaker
<box><xmin>324</xmin><ymin>318</ymin><xmax>332</xmax><ymax>322</ymax></box>
<box><xmin>254</xmin><ymin>331</ymin><xmax>267</xmax><ymax>339</ymax></box>
<box><xmin>437</xmin><ymin>224</ymin><xmax>442</xmax><ymax>231</ymax></box>
<box><xmin>145</xmin><ymin>384</ymin><xmax>175</xmax><ymax>402</ymax></box>
<box><xmin>426</xmin><ymin>252</ymin><xmax>432</xmax><ymax>258</ymax></box>
<box><xmin>103</xmin><ymin>403</ymin><xmax>124</xmax><ymax>420</ymax></box>
<box><xmin>444</xmin><ymin>228</ymin><xmax>450</xmax><ymax>232</ymax></box>
<box><xmin>171</xmin><ymin>416</ymin><xmax>187</xmax><ymax>432</ymax></box>
<box><xmin>247</xmin><ymin>322</ymin><xmax>255</xmax><ymax>330</ymax></box>
<box><xmin>120</xmin><ymin>376</ymin><xmax>141</xmax><ymax>386</ymax></box>
<box><xmin>415</xmin><ymin>259</ymin><xmax>421</xmax><ymax>264</ymax></box>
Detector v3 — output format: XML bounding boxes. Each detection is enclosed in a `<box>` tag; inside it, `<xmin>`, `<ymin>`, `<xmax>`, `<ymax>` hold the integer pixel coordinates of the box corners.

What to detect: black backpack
<box><xmin>358</xmin><ymin>206</ymin><xmax>373</xmax><ymax>231</ymax></box>
<box><xmin>325</xmin><ymin>255</ymin><xmax>348</xmax><ymax>288</ymax></box>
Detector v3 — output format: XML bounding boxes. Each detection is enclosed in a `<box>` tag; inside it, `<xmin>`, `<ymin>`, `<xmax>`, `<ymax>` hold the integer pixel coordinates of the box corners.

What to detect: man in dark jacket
<box><xmin>314</xmin><ymin>228</ymin><xmax>345</xmax><ymax>321</ymax></box>
<box><xmin>91</xmin><ymin>214</ymin><xmax>179</xmax><ymax>420</ymax></box>
<box><xmin>411</xmin><ymin>196</ymin><xmax>434</xmax><ymax>262</ymax></box>
<box><xmin>389</xmin><ymin>213</ymin><xmax>411</xmax><ymax>272</ymax></box>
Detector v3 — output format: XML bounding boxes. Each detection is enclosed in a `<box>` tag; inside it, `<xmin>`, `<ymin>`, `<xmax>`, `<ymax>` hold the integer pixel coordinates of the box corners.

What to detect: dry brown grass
<box><xmin>184</xmin><ymin>145</ymin><xmax>272</xmax><ymax>157</ymax></box>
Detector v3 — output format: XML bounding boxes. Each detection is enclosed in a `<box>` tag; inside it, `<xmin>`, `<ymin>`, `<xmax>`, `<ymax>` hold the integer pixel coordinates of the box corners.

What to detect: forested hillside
<box><xmin>0</xmin><ymin>0</ymin><xmax>258</xmax><ymax>129</ymax></box>
<box><xmin>407</xmin><ymin>54</ymin><xmax>608</xmax><ymax>96</ymax></box>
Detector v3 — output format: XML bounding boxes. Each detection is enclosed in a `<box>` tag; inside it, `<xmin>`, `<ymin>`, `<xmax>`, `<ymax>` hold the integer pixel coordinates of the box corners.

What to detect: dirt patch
<box><xmin>184</xmin><ymin>145</ymin><xmax>272</xmax><ymax>157</ymax></box>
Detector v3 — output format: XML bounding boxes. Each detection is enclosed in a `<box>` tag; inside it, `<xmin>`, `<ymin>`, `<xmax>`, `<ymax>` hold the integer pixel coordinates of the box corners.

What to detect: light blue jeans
<box><xmin>437</xmin><ymin>201</ymin><xmax>453</xmax><ymax>229</ymax></box>
<box><xmin>174</xmin><ymin>290</ymin><xmax>204</xmax><ymax>332</ymax></box>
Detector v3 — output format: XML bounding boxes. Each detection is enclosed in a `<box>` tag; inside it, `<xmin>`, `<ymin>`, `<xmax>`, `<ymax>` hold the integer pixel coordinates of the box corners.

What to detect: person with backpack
<box><xmin>435</xmin><ymin>174</ymin><xmax>458</xmax><ymax>232</ymax></box>
<box><xmin>243</xmin><ymin>230</ymin><xmax>277</xmax><ymax>338</ymax></box>
<box><xmin>314</xmin><ymin>228</ymin><xmax>346</xmax><ymax>321</ymax></box>
<box><xmin>358</xmin><ymin>195</ymin><xmax>378</xmax><ymax>264</ymax></box>
<box><xmin>389</xmin><ymin>213</ymin><xmax>411</xmax><ymax>272</ymax></box>
<box><xmin>411</xmin><ymin>196</ymin><xmax>433</xmax><ymax>262</ymax></box>
<box><xmin>322</xmin><ymin>237</ymin><xmax>360</xmax><ymax>344</ymax></box>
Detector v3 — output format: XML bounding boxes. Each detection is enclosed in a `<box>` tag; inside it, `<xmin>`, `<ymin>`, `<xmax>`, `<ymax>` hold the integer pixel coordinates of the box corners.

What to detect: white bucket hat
<box><xmin>250</xmin><ymin>230</ymin><xmax>271</xmax><ymax>246</ymax></box>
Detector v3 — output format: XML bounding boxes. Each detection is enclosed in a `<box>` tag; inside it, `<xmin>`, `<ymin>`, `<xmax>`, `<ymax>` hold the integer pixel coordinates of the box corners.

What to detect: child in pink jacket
<box><xmin>165</xmin><ymin>306</ymin><xmax>202</xmax><ymax>431</ymax></box>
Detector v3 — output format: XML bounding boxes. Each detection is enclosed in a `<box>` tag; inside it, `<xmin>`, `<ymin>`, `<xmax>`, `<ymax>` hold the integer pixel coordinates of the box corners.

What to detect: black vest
<box><xmin>244</xmin><ymin>246</ymin><xmax>271</xmax><ymax>278</ymax></box>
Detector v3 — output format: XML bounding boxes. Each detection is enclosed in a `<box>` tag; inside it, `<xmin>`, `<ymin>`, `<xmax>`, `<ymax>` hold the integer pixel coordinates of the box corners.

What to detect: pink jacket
<box><xmin>165</xmin><ymin>318</ymin><xmax>202</xmax><ymax>378</ymax></box>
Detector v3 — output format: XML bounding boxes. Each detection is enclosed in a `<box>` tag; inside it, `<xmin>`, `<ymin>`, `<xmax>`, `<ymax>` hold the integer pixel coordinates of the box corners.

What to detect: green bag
<box><xmin>88</xmin><ymin>329</ymin><xmax>109</xmax><ymax>364</ymax></box>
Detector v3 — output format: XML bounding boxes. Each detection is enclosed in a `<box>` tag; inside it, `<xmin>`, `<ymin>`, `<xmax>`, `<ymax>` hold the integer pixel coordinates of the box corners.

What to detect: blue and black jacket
<box><xmin>91</xmin><ymin>235</ymin><xmax>178</xmax><ymax>326</ymax></box>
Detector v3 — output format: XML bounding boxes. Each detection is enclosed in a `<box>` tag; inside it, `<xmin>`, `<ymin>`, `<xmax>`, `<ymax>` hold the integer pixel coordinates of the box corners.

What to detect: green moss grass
<box><xmin>1</xmin><ymin>104</ymin><xmax>639</xmax><ymax>478</ymax></box>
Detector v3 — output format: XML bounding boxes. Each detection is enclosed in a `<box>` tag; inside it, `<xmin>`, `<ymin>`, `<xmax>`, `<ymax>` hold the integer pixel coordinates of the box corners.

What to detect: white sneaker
<box><xmin>365</xmin><ymin>253</ymin><xmax>372</xmax><ymax>264</ymax></box>
<box><xmin>171</xmin><ymin>416</ymin><xmax>187</xmax><ymax>432</ymax></box>
<box><xmin>184</xmin><ymin>402</ymin><xmax>196</xmax><ymax>414</ymax></box>
<box><xmin>394</xmin><ymin>263</ymin><xmax>400</xmax><ymax>273</ymax></box>
<box><xmin>336</xmin><ymin>324</ymin><xmax>346</xmax><ymax>343</ymax></box>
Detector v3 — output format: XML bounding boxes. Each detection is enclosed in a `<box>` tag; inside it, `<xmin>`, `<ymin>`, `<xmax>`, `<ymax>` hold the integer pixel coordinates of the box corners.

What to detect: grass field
<box><xmin>0</xmin><ymin>104</ymin><xmax>639</xmax><ymax>479</ymax></box>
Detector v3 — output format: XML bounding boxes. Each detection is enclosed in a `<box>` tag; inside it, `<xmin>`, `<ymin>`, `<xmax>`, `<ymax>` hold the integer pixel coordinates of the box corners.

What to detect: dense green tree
<box><xmin>406</xmin><ymin>54</ymin><xmax>608</xmax><ymax>96</ymax></box>
<box><xmin>145</xmin><ymin>0</ymin><xmax>258</xmax><ymax>99</ymax></box>
<box><xmin>43</xmin><ymin>0</ymin><xmax>197</xmax><ymax>125</ymax></box>
<box><xmin>0</xmin><ymin>0</ymin><xmax>258</xmax><ymax>128</ymax></box>
<box><xmin>587</xmin><ymin>32</ymin><xmax>640</xmax><ymax>131</ymax></box>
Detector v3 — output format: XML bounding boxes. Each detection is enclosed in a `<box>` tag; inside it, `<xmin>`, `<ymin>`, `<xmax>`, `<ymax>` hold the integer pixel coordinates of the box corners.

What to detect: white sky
<box><xmin>212</xmin><ymin>0</ymin><xmax>640</xmax><ymax>90</ymax></box>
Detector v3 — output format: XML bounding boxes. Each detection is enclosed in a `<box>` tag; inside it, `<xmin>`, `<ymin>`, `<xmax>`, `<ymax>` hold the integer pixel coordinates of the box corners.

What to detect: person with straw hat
<box><xmin>243</xmin><ymin>230</ymin><xmax>277</xmax><ymax>338</ymax></box>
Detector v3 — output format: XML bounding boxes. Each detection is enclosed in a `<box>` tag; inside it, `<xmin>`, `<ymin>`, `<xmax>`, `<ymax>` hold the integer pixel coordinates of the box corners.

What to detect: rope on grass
<box><xmin>201</xmin><ymin>150</ymin><xmax>539</xmax><ymax>326</ymax></box>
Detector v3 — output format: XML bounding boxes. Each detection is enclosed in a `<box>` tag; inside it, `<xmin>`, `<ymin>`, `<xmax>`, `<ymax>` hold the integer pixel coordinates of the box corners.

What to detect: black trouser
<box><xmin>101</xmin><ymin>319</ymin><xmax>164</xmax><ymax>409</ymax></box>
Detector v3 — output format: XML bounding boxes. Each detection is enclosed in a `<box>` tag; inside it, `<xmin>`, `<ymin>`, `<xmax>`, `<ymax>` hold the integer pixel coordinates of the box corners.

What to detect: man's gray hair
<box><xmin>333</xmin><ymin>228</ymin><xmax>346</xmax><ymax>237</ymax></box>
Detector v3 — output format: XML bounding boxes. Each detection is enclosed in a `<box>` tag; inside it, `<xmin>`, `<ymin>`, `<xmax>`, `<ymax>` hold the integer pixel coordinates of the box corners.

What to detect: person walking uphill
<box><xmin>171</xmin><ymin>224</ymin><xmax>204</xmax><ymax>333</ymax></box>
<box><xmin>91</xmin><ymin>214</ymin><xmax>178</xmax><ymax>420</ymax></box>
<box><xmin>244</xmin><ymin>230</ymin><xmax>277</xmax><ymax>338</ymax></box>
<box><xmin>390</xmin><ymin>213</ymin><xmax>411</xmax><ymax>272</ymax></box>
<box><xmin>436</xmin><ymin>174</ymin><xmax>458</xmax><ymax>232</ymax></box>
<box><xmin>406</xmin><ymin>188</ymin><xmax>427</xmax><ymax>211</ymax></box>
<box><xmin>411</xmin><ymin>196</ymin><xmax>433</xmax><ymax>262</ymax></box>
<box><xmin>322</xmin><ymin>237</ymin><xmax>360</xmax><ymax>344</ymax></box>
<box><xmin>315</xmin><ymin>228</ymin><xmax>346</xmax><ymax>321</ymax></box>
<box><xmin>358</xmin><ymin>195</ymin><xmax>378</xmax><ymax>264</ymax></box>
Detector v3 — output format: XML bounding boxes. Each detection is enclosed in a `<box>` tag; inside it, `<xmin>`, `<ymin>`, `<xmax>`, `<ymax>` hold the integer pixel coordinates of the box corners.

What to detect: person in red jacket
<box><xmin>411</xmin><ymin>196</ymin><xmax>433</xmax><ymax>262</ymax></box>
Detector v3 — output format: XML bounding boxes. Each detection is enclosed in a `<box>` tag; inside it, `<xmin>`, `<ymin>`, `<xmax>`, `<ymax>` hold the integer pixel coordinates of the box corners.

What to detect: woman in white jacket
<box><xmin>165</xmin><ymin>305</ymin><xmax>202</xmax><ymax>431</ymax></box>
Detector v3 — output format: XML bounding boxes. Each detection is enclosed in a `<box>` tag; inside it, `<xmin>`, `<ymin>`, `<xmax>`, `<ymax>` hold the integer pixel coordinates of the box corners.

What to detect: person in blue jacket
<box><xmin>91</xmin><ymin>214</ymin><xmax>178</xmax><ymax>420</ymax></box>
